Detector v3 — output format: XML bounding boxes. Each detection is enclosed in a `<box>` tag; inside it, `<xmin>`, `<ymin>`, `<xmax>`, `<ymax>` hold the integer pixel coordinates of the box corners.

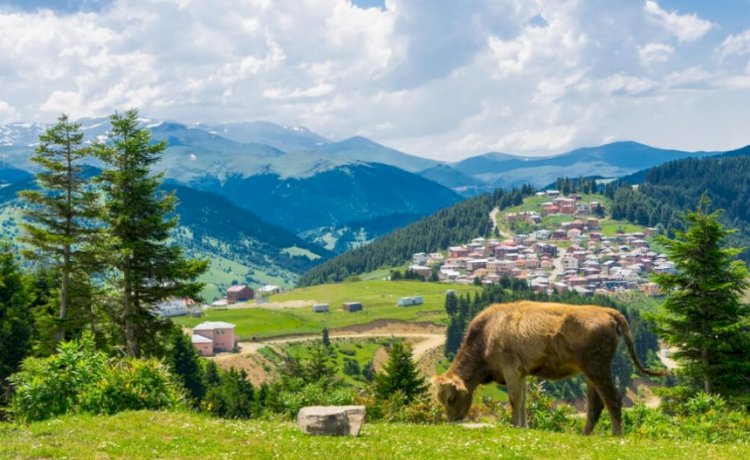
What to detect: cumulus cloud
<box><xmin>639</xmin><ymin>42</ymin><xmax>674</xmax><ymax>67</ymax></box>
<box><xmin>0</xmin><ymin>0</ymin><xmax>748</xmax><ymax>158</ymax></box>
<box><xmin>0</xmin><ymin>100</ymin><xmax>20</xmax><ymax>122</ymax></box>
<box><xmin>719</xmin><ymin>29</ymin><xmax>750</xmax><ymax>59</ymax></box>
<box><xmin>643</xmin><ymin>1</ymin><xmax>714</xmax><ymax>43</ymax></box>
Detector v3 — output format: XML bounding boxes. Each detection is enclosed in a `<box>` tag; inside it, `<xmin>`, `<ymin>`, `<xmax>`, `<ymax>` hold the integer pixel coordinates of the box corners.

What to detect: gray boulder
<box><xmin>296</xmin><ymin>405</ymin><xmax>366</xmax><ymax>436</ymax></box>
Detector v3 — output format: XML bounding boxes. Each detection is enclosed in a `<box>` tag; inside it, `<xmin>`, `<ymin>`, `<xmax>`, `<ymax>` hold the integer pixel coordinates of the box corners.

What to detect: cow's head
<box><xmin>432</xmin><ymin>374</ymin><xmax>472</xmax><ymax>421</ymax></box>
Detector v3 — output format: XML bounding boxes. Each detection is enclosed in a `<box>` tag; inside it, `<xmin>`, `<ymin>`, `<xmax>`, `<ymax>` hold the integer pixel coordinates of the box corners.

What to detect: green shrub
<box><xmin>78</xmin><ymin>358</ymin><xmax>183</xmax><ymax>415</ymax></box>
<box><xmin>267</xmin><ymin>377</ymin><xmax>356</xmax><ymax>416</ymax></box>
<box><xmin>524</xmin><ymin>382</ymin><xmax>576</xmax><ymax>432</ymax></box>
<box><xmin>202</xmin><ymin>368</ymin><xmax>256</xmax><ymax>419</ymax></box>
<box><xmin>343</xmin><ymin>358</ymin><xmax>360</xmax><ymax>376</ymax></box>
<box><xmin>685</xmin><ymin>392</ymin><xmax>727</xmax><ymax>415</ymax></box>
<box><xmin>10</xmin><ymin>334</ymin><xmax>184</xmax><ymax>422</ymax></box>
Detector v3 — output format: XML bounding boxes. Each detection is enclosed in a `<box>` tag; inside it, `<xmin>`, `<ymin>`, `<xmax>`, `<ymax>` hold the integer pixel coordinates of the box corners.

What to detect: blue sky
<box><xmin>0</xmin><ymin>0</ymin><xmax>749</xmax><ymax>160</ymax></box>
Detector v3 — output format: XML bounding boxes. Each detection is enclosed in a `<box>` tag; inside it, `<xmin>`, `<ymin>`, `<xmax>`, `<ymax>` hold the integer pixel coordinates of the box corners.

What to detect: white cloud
<box><xmin>719</xmin><ymin>29</ymin><xmax>750</xmax><ymax>59</ymax></box>
<box><xmin>491</xmin><ymin>125</ymin><xmax>578</xmax><ymax>153</ymax></box>
<box><xmin>0</xmin><ymin>0</ymin><xmax>748</xmax><ymax>159</ymax></box>
<box><xmin>643</xmin><ymin>1</ymin><xmax>714</xmax><ymax>43</ymax></box>
<box><xmin>0</xmin><ymin>100</ymin><xmax>20</xmax><ymax>123</ymax></box>
<box><xmin>639</xmin><ymin>42</ymin><xmax>674</xmax><ymax>67</ymax></box>
<box><xmin>664</xmin><ymin>66</ymin><xmax>712</xmax><ymax>88</ymax></box>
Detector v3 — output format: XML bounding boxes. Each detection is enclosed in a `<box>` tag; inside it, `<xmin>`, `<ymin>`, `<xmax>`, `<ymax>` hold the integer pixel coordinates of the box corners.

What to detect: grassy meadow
<box><xmin>2</xmin><ymin>410</ymin><xmax>747</xmax><ymax>460</ymax></box>
<box><xmin>174</xmin><ymin>280</ymin><xmax>479</xmax><ymax>339</ymax></box>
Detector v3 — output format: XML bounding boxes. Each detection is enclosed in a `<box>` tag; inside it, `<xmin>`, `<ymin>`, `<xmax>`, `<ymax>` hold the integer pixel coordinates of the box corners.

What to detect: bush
<box><xmin>266</xmin><ymin>377</ymin><xmax>356</xmax><ymax>417</ymax></box>
<box><xmin>202</xmin><ymin>368</ymin><xmax>256</xmax><ymax>419</ymax></box>
<box><xmin>10</xmin><ymin>334</ymin><xmax>184</xmax><ymax>422</ymax></box>
<box><xmin>343</xmin><ymin>358</ymin><xmax>361</xmax><ymax>376</ymax></box>
<box><xmin>522</xmin><ymin>382</ymin><xmax>576</xmax><ymax>432</ymax></box>
<box><xmin>356</xmin><ymin>388</ymin><xmax>443</xmax><ymax>424</ymax></box>
<box><xmin>78</xmin><ymin>358</ymin><xmax>184</xmax><ymax>415</ymax></box>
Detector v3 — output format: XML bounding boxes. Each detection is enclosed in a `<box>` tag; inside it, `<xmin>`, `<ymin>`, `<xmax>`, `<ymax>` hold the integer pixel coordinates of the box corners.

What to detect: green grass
<box><xmin>285</xmin><ymin>338</ymin><xmax>392</xmax><ymax>386</ymax></box>
<box><xmin>282</xmin><ymin>246</ymin><xmax>322</xmax><ymax>260</ymax></box>
<box><xmin>1</xmin><ymin>410</ymin><xmax>746</xmax><ymax>459</ymax></box>
<box><xmin>174</xmin><ymin>280</ymin><xmax>479</xmax><ymax>339</ymax></box>
<box><xmin>192</xmin><ymin>250</ymin><xmax>256</xmax><ymax>301</ymax></box>
<box><xmin>599</xmin><ymin>220</ymin><xmax>644</xmax><ymax>237</ymax></box>
<box><xmin>360</xmin><ymin>266</ymin><xmax>408</xmax><ymax>281</ymax></box>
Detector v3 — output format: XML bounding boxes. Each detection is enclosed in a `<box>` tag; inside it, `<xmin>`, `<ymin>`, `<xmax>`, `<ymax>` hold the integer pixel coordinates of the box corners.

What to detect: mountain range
<box><xmin>2</xmin><ymin>119</ymin><xmax>729</xmax><ymax>194</ymax></box>
<box><xmin>1</xmin><ymin>116</ymin><xmax>746</xmax><ymax>290</ymax></box>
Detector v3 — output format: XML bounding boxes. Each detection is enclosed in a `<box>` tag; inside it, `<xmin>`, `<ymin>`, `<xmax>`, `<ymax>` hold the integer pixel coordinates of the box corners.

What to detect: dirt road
<box><xmin>236</xmin><ymin>332</ymin><xmax>446</xmax><ymax>361</ymax></box>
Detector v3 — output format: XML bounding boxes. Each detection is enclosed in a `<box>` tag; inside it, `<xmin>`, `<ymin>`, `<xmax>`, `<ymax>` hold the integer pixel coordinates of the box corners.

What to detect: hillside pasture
<box><xmin>174</xmin><ymin>280</ymin><xmax>479</xmax><ymax>339</ymax></box>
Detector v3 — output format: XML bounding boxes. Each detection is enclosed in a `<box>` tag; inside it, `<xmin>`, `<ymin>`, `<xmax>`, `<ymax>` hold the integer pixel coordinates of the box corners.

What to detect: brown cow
<box><xmin>432</xmin><ymin>301</ymin><xmax>665</xmax><ymax>435</ymax></box>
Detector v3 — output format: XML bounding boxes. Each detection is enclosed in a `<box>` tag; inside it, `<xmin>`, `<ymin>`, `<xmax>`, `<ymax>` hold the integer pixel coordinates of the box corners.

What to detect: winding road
<box><xmin>235</xmin><ymin>332</ymin><xmax>446</xmax><ymax>361</ymax></box>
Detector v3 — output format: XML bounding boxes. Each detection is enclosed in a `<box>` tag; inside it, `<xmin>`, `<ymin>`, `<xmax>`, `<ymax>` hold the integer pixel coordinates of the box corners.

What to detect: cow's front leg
<box><xmin>505</xmin><ymin>373</ymin><xmax>527</xmax><ymax>428</ymax></box>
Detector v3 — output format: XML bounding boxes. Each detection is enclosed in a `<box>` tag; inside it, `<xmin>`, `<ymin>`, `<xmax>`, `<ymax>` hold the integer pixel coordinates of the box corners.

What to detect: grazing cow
<box><xmin>432</xmin><ymin>301</ymin><xmax>665</xmax><ymax>435</ymax></box>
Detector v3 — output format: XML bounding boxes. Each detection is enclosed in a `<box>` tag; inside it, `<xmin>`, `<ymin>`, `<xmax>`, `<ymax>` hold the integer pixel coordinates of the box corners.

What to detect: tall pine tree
<box><xmin>19</xmin><ymin>114</ymin><xmax>101</xmax><ymax>343</ymax></box>
<box><xmin>653</xmin><ymin>196</ymin><xmax>750</xmax><ymax>398</ymax></box>
<box><xmin>95</xmin><ymin>109</ymin><xmax>208</xmax><ymax>357</ymax></box>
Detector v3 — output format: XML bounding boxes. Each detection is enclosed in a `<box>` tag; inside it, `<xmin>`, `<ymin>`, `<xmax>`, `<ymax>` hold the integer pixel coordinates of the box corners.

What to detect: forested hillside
<box><xmin>606</xmin><ymin>154</ymin><xmax>750</xmax><ymax>262</ymax></box>
<box><xmin>171</xmin><ymin>184</ymin><xmax>331</xmax><ymax>278</ymax></box>
<box><xmin>0</xmin><ymin>177</ymin><xmax>331</xmax><ymax>292</ymax></box>
<box><xmin>297</xmin><ymin>186</ymin><xmax>534</xmax><ymax>286</ymax></box>
<box><xmin>188</xmin><ymin>162</ymin><xmax>462</xmax><ymax>233</ymax></box>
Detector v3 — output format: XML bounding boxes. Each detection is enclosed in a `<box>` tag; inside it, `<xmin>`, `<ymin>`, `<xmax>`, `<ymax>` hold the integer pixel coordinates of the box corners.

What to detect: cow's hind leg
<box><xmin>589</xmin><ymin>372</ymin><xmax>622</xmax><ymax>436</ymax></box>
<box><xmin>583</xmin><ymin>378</ymin><xmax>605</xmax><ymax>435</ymax></box>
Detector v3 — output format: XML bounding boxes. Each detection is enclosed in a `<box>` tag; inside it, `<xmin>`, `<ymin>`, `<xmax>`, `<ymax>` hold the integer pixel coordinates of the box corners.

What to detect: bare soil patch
<box><xmin>211</xmin><ymin>351</ymin><xmax>277</xmax><ymax>386</ymax></box>
<box><xmin>337</xmin><ymin>319</ymin><xmax>445</xmax><ymax>335</ymax></box>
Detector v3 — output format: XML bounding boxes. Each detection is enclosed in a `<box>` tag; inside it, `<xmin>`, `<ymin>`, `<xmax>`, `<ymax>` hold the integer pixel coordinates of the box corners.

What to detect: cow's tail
<box><xmin>612</xmin><ymin>311</ymin><xmax>667</xmax><ymax>377</ymax></box>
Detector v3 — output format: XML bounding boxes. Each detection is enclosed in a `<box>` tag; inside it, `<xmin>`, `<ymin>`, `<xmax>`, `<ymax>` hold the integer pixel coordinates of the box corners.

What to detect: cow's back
<box><xmin>472</xmin><ymin>301</ymin><xmax>620</xmax><ymax>378</ymax></box>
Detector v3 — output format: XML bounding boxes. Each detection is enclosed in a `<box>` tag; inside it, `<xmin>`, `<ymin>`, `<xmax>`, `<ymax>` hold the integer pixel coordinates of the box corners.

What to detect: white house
<box><xmin>412</xmin><ymin>252</ymin><xmax>428</xmax><ymax>266</ymax></box>
<box><xmin>258</xmin><ymin>285</ymin><xmax>283</xmax><ymax>296</ymax></box>
<box><xmin>154</xmin><ymin>298</ymin><xmax>194</xmax><ymax>317</ymax></box>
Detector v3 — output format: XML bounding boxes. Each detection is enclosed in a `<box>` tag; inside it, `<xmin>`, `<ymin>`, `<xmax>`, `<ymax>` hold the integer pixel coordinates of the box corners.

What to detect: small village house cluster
<box><xmin>409</xmin><ymin>191</ymin><xmax>673</xmax><ymax>296</ymax></box>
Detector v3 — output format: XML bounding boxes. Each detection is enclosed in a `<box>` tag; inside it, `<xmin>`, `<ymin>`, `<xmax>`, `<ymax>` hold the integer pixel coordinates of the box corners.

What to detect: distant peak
<box><xmin>337</xmin><ymin>135</ymin><xmax>379</xmax><ymax>147</ymax></box>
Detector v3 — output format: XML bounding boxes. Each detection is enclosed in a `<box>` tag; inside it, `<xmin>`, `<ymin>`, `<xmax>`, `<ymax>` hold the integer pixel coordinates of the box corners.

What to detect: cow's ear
<box><xmin>451</xmin><ymin>376</ymin><xmax>468</xmax><ymax>394</ymax></box>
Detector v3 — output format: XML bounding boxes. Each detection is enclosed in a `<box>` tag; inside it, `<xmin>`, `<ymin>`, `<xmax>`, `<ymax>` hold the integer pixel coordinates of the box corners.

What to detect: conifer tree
<box><xmin>444</xmin><ymin>291</ymin><xmax>458</xmax><ymax>316</ymax></box>
<box><xmin>19</xmin><ymin>114</ymin><xmax>101</xmax><ymax>343</ymax></box>
<box><xmin>444</xmin><ymin>317</ymin><xmax>464</xmax><ymax>359</ymax></box>
<box><xmin>653</xmin><ymin>196</ymin><xmax>750</xmax><ymax>398</ymax></box>
<box><xmin>167</xmin><ymin>328</ymin><xmax>205</xmax><ymax>404</ymax></box>
<box><xmin>305</xmin><ymin>342</ymin><xmax>336</xmax><ymax>384</ymax></box>
<box><xmin>94</xmin><ymin>109</ymin><xmax>208</xmax><ymax>356</ymax></box>
<box><xmin>375</xmin><ymin>341</ymin><xmax>426</xmax><ymax>402</ymax></box>
<box><xmin>0</xmin><ymin>244</ymin><xmax>34</xmax><ymax>403</ymax></box>
<box><xmin>203</xmin><ymin>360</ymin><xmax>222</xmax><ymax>388</ymax></box>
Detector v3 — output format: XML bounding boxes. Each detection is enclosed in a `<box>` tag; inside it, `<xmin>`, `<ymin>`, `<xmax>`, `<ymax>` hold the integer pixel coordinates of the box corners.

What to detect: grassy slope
<box><xmin>174</xmin><ymin>280</ymin><xmax>479</xmax><ymax>339</ymax></box>
<box><xmin>1</xmin><ymin>411</ymin><xmax>746</xmax><ymax>459</ymax></box>
<box><xmin>496</xmin><ymin>193</ymin><xmax>641</xmax><ymax>236</ymax></box>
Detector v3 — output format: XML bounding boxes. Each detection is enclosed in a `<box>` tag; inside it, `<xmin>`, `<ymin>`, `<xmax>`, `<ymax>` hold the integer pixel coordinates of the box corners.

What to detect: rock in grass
<box><xmin>296</xmin><ymin>406</ymin><xmax>366</xmax><ymax>436</ymax></box>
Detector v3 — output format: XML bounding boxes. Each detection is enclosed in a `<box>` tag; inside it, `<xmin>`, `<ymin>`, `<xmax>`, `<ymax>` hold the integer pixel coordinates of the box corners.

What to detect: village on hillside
<box><xmin>410</xmin><ymin>190</ymin><xmax>675</xmax><ymax>297</ymax></box>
